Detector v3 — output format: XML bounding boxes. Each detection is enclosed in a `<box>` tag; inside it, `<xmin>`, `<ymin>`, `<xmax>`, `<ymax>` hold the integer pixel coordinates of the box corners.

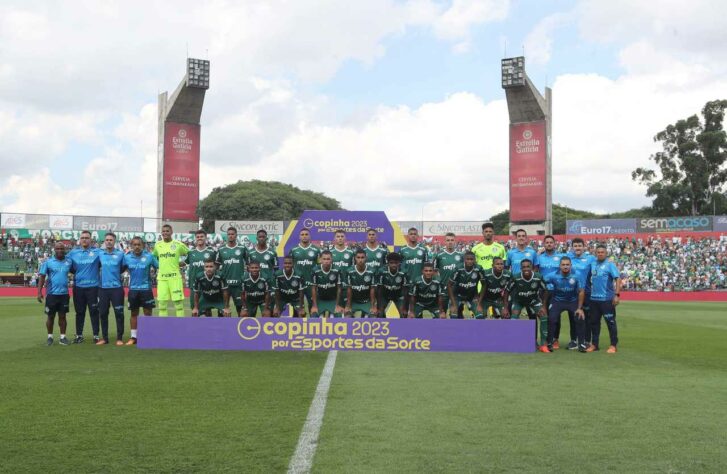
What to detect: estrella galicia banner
<box><xmin>636</xmin><ymin>216</ymin><xmax>713</xmax><ymax>233</ymax></box>
<box><xmin>510</xmin><ymin>121</ymin><xmax>547</xmax><ymax>222</ymax></box>
<box><xmin>566</xmin><ymin>218</ymin><xmax>637</xmax><ymax>235</ymax></box>
<box><xmin>162</xmin><ymin>122</ymin><xmax>200</xmax><ymax>221</ymax></box>
<box><xmin>137</xmin><ymin>317</ymin><xmax>535</xmax><ymax>353</ymax></box>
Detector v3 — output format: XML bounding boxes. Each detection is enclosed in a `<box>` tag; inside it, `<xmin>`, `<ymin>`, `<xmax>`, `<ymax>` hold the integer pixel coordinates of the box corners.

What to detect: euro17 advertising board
<box><xmin>509</xmin><ymin>121</ymin><xmax>547</xmax><ymax>222</ymax></box>
<box><xmin>162</xmin><ymin>122</ymin><xmax>200</xmax><ymax>221</ymax></box>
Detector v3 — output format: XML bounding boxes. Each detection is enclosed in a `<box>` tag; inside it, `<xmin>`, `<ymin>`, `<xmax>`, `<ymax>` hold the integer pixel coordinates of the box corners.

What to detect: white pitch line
<box><xmin>287</xmin><ymin>350</ymin><xmax>338</xmax><ymax>474</ymax></box>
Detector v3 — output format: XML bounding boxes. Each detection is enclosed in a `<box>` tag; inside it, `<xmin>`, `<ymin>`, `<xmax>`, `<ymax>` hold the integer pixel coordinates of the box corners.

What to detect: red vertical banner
<box><xmin>163</xmin><ymin>122</ymin><xmax>200</xmax><ymax>221</ymax></box>
<box><xmin>509</xmin><ymin>121</ymin><xmax>546</xmax><ymax>222</ymax></box>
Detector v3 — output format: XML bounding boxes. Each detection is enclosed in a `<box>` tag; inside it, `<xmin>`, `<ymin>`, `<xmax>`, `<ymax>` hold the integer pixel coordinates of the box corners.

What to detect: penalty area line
<box><xmin>287</xmin><ymin>350</ymin><xmax>338</xmax><ymax>474</ymax></box>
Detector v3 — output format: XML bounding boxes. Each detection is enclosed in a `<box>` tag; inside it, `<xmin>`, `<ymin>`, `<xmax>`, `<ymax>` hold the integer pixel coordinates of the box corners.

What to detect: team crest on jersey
<box><xmin>329</xmin><ymin>274</ymin><xmax>336</xmax><ymax>281</ymax></box>
<box><xmin>364</xmin><ymin>275</ymin><xmax>371</xmax><ymax>282</ymax></box>
<box><xmin>235</xmin><ymin>250</ymin><xmax>241</xmax><ymax>256</ymax></box>
<box><xmin>376</xmin><ymin>252</ymin><xmax>382</xmax><ymax>259</ymax></box>
<box><xmin>308</xmin><ymin>250</ymin><xmax>315</xmax><ymax>257</ymax></box>
<box><xmin>89</xmin><ymin>252</ymin><xmax>95</xmax><ymax>257</ymax></box>
<box><xmin>455</xmin><ymin>255</ymin><xmax>461</xmax><ymax>261</ymax></box>
<box><xmin>170</xmin><ymin>244</ymin><xmax>176</xmax><ymax>251</ymax></box>
<box><xmin>429</xmin><ymin>284</ymin><xmax>437</xmax><ymax>291</ymax></box>
<box><xmin>417</xmin><ymin>250</ymin><xmax>423</xmax><ymax>256</ymax></box>
<box><xmin>569</xmin><ymin>278</ymin><xmax>576</xmax><ymax>285</ymax></box>
<box><xmin>531</xmin><ymin>283</ymin><xmax>537</xmax><ymax>289</ymax></box>
<box><xmin>204</xmin><ymin>253</ymin><xmax>210</xmax><ymax>259</ymax></box>
<box><xmin>292</xmin><ymin>280</ymin><xmax>299</xmax><ymax>288</ymax></box>
<box><xmin>264</xmin><ymin>254</ymin><xmax>270</xmax><ymax>260</ymax></box>
<box><xmin>141</xmin><ymin>257</ymin><xmax>147</xmax><ymax>262</ymax></box>
<box><xmin>112</xmin><ymin>255</ymin><xmax>118</xmax><ymax>259</ymax></box>
<box><xmin>257</xmin><ymin>282</ymin><xmax>264</xmax><ymax>289</ymax></box>
<box><xmin>395</xmin><ymin>276</ymin><xmax>402</xmax><ymax>283</ymax></box>
<box><xmin>212</xmin><ymin>280</ymin><xmax>219</xmax><ymax>287</ymax></box>
<box><xmin>471</xmin><ymin>273</ymin><xmax>478</xmax><ymax>280</ymax></box>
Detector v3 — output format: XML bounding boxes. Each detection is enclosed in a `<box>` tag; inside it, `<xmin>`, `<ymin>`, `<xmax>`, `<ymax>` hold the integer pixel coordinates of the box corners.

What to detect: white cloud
<box><xmin>523</xmin><ymin>13</ymin><xmax>570</xmax><ymax>65</ymax></box>
<box><xmin>431</xmin><ymin>0</ymin><xmax>511</xmax><ymax>52</ymax></box>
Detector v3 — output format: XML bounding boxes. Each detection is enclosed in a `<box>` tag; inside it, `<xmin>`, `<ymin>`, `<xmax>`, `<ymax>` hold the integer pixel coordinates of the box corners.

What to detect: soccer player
<box><xmin>216</xmin><ymin>227</ymin><xmax>248</xmax><ymax>316</ymax></box>
<box><xmin>273</xmin><ymin>256</ymin><xmax>306</xmax><ymax>318</ymax></box>
<box><xmin>377</xmin><ymin>252</ymin><xmax>408</xmax><ymax>318</ymax></box>
<box><xmin>152</xmin><ymin>224</ymin><xmax>189</xmax><ymax>317</ymax></box>
<box><xmin>478</xmin><ymin>256</ymin><xmax>511</xmax><ymax>319</ymax></box>
<box><xmin>186</xmin><ymin>230</ymin><xmax>217</xmax><ymax>311</ymax></box>
<box><xmin>247</xmin><ymin>229</ymin><xmax>278</xmax><ymax>313</ymax></box>
<box><xmin>505</xmin><ymin>228</ymin><xmax>539</xmax><ymax>275</ymax></box>
<box><xmin>448</xmin><ymin>251</ymin><xmax>484</xmax><ymax>319</ymax></box>
<box><xmin>400</xmin><ymin>227</ymin><xmax>427</xmax><ymax>315</ymax></box>
<box><xmin>566</xmin><ymin>237</ymin><xmax>596</xmax><ymax>349</ymax></box>
<box><xmin>434</xmin><ymin>232</ymin><xmax>463</xmax><ymax>315</ymax></box>
<box><xmin>241</xmin><ymin>261</ymin><xmax>271</xmax><ymax>318</ymax></box>
<box><xmin>543</xmin><ymin>256</ymin><xmax>586</xmax><ymax>353</ymax></box>
<box><xmin>472</xmin><ymin>222</ymin><xmax>506</xmax><ymax>271</ymax></box>
<box><xmin>97</xmin><ymin>233</ymin><xmax>126</xmax><ymax>345</ymax></box>
<box><xmin>362</xmin><ymin>228</ymin><xmax>388</xmax><ymax>275</ymax></box>
<box><xmin>345</xmin><ymin>249</ymin><xmax>378</xmax><ymax>318</ymax></box>
<box><xmin>503</xmin><ymin>259</ymin><xmax>547</xmax><ymax>350</ymax></box>
<box><xmin>330</xmin><ymin>230</ymin><xmax>354</xmax><ymax>271</ymax></box>
<box><xmin>68</xmin><ymin>230</ymin><xmax>101</xmax><ymax>343</ymax></box>
<box><xmin>37</xmin><ymin>242</ymin><xmax>73</xmax><ymax>346</ymax></box>
<box><xmin>288</xmin><ymin>228</ymin><xmax>320</xmax><ymax>309</ymax></box>
<box><xmin>192</xmin><ymin>260</ymin><xmax>231</xmax><ymax>317</ymax></box>
<box><xmin>123</xmin><ymin>236</ymin><xmax>158</xmax><ymax>345</ymax></box>
<box><xmin>587</xmin><ymin>245</ymin><xmax>621</xmax><ymax>353</ymax></box>
<box><xmin>408</xmin><ymin>262</ymin><xmax>445</xmax><ymax>319</ymax></box>
<box><xmin>310</xmin><ymin>250</ymin><xmax>343</xmax><ymax>318</ymax></box>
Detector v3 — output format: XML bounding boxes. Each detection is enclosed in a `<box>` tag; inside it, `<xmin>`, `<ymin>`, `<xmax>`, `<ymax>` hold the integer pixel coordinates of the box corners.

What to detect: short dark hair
<box><xmin>572</xmin><ymin>237</ymin><xmax>585</xmax><ymax>245</ymax></box>
<box><xmin>515</xmin><ymin>228</ymin><xmax>527</xmax><ymax>236</ymax></box>
<box><xmin>596</xmin><ymin>244</ymin><xmax>607</xmax><ymax>251</ymax></box>
<box><xmin>80</xmin><ymin>230</ymin><xmax>92</xmax><ymax>237</ymax></box>
<box><xmin>520</xmin><ymin>259</ymin><xmax>532</xmax><ymax>266</ymax></box>
<box><xmin>130</xmin><ymin>236</ymin><xmax>143</xmax><ymax>245</ymax></box>
<box><xmin>162</xmin><ymin>224</ymin><xmax>172</xmax><ymax>230</ymax></box>
<box><xmin>492</xmin><ymin>256</ymin><xmax>503</xmax><ymax>263</ymax></box>
<box><xmin>355</xmin><ymin>249</ymin><xmax>366</xmax><ymax>257</ymax></box>
<box><xmin>257</xmin><ymin>229</ymin><xmax>267</xmax><ymax>236</ymax></box>
<box><xmin>300</xmin><ymin>227</ymin><xmax>311</xmax><ymax>233</ymax></box>
<box><xmin>560</xmin><ymin>256</ymin><xmax>572</xmax><ymax>263</ymax></box>
<box><xmin>320</xmin><ymin>250</ymin><xmax>332</xmax><ymax>257</ymax></box>
<box><xmin>227</xmin><ymin>227</ymin><xmax>238</xmax><ymax>233</ymax></box>
<box><xmin>248</xmin><ymin>260</ymin><xmax>260</xmax><ymax>266</ymax></box>
<box><xmin>195</xmin><ymin>229</ymin><xmax>206</xmax><ymax>236</ymax></box>
<box><xmin>105</xmin><ymin>232</ymin><xmax>116</xmax><ymax>240</ymax></box>
<box><xmin>445</xmin><ymin>232</ymin><xmax>456</xmax><ymax>238</ymax></box>
<box><xmin>482</xmin><ymin>222</ymin><xmax>494</xmax><ymax>231</ymax></box>
<box><xmin>387</xmin><ymin>252</ymin><xmax>401</xmax><ymax>262</ymax></box>
<box><xmin>334</xmin><ymin>229</ymin><xmax>345</xmax><ymax>235</ymax></box>
<box><xmin>422</xmin><ymin>262</ymin><xmax>434</xmax><ymax>269</ymax></box>
<box><xmin>408</xmin><ymin>227</ymin><xmax>418</xmax><ymax>233</ymax></box>
<box><xmin>204</xmin><ymin>259</ymin><xmax>216</xmax><ymax>265</ymax></box>
<box><xmin>283</xmin><ymin>255</ymin><xmax>294</xmax><ymax>262</ymax></box>
<box><xmin>367</xmin><ymin>228</ymin><xmax>377</xmax><ymax>234</ymax></box>
<box><xmin>544</xmin><ymin>235</ymin><xmax>555</xmax><ymax>242</ymax></box>
<box><xmin>464</xmin><ymin>251</ymin><xmax>475</xmax><ymax>258</ymax></box>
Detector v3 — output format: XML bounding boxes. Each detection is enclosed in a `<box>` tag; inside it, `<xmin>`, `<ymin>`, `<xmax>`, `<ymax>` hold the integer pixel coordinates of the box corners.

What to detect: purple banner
<box><xmin>137</xmin><ymin>317</ymin><xmax>535</xmax><ymax>353</ymax></box>
<box><xmin>284</xmin><ymin>210</ymin><xmax>394</xmax><ymax>254</ymax></box>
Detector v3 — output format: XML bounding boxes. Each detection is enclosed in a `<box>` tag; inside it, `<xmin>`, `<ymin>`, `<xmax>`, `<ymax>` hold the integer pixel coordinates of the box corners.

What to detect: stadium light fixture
<box><xmin>187</xmin><ymin>58</ymin><xmax>210</xmax><ymax>89</ymax></box>
<box><xmin>501</xmin><ymin>56</ymin><xmax>525</xmax><ymax>88</ymax></box>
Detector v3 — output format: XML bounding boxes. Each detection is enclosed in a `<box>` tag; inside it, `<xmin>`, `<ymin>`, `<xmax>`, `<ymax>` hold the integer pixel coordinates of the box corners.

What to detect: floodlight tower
<box><xmin>156</xmin><ymin>58</ymin><xmax>210</xmax><ymax>232</ymax></box>
<box><xmin>501</xmin><ymin>56</ymin><xmax>552</xmax><ymax>235</ymax></box>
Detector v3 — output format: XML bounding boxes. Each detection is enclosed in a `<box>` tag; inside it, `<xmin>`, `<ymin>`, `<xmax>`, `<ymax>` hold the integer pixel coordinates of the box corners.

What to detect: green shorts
<box><xmin>198</xmin><ymin>299</ymin><xmax>225</xmax><ymax>316</ymax></box>
<box><xmin>312</xmin><ymin>299</ymin><xmax>340</xmax><ymax>318</ymax></box>
<box><xmin>228</xmin><ymin>286</ymin><xmax>243</xmax><ymax>311</ymax></box>
<box><xmin>158</xmin><ymin>278</ymin><xmax>185</xmax><ymax>302</ymax></box>
<box><xmin>245</xmin><ymin>302</ymin><xmax>266</xmax><ymax>317</ymax></box>
<box><xmin>347</xmin><ymin>302</ymin><xmax>374</xmax><ymax>318</ymax></box>
<box><xmin>481</xmin><ymin>300</ymin><xmax>503</xmax><ymax>319</ymax></box>
<box><xmin>414</xmin><ymin>303</ymin><xmax>440</xmax><ymax>319</ymax></box>
<box><xmin>278</xmin><ymin>300</ymin><xmax>302</xmax><ymax>317</ymax></box>
<box><xmin>379</xmin><ymin>296</ymin><xmax>404</xmax><ymax>317</ymax></box>
<box><xmin>454</xmin><ymin>297</ymin><xmax>482</xmax><ymax>319</ymax></box>
<box><xmin>511</xmin><ymin>300</ymin><xmax>542</xmax><ymax>319</ymax></box>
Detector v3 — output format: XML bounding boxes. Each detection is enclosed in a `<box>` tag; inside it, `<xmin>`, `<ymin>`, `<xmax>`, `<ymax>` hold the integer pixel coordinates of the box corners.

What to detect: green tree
<box><xmin>632</xmin><ymin>100</ymin><xmax>727</xmax><ymax>216</ymax></box>
<box><xmin>197</xmin><ymin>180</ymin><xmax>342</xmax><ymax>231</ymax></box>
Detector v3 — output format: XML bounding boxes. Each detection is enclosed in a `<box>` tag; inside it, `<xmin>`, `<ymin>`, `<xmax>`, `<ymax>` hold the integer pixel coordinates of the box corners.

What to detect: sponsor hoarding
<box><xmin>636</xmin><ymin>216</ymin><xmax>712</xmax><ymax>233</ymax></box>
<box><xmin>162</xmin><ymin>122</ymin><xmax>200</xmax><ymax>221</ymax></box>
<box><xmin>713</xmin><ymin>216</ymin><xmax>727</xmax><ymax>231</ymax></box>
<box><xmin>1</xmin><ymin>213</ymin><xmax>26</xmax><ymax>228</ymax></box>
<box><xmin>423</xmin><ymin>221</ymin><xmax>482</xmax><ymax>236</ymax></box>
<box><xmin>509</xmin><ymin>121</ymin><xmax>547</xmax><ymax>222</ymax></box>
<box><xmin>138</xmin><ymin>317</ymin><xmax>535</xmax><ymax>353</ymax></box>
<box><xmin>397</xmin><ymin>221</ymin><xmax>423</xmax><ymax>235</ymax></box>
<box><xmin>73</xmin><ymin>216</ymin><xmax>143</xmax><ymax>232</ymax></box>
<box><xmin>48</xmin><ymin>215</ymin><xmax>73</xmax><ymax>230</ymax></box>
<box><xmin>566</xmin><ymin>219</ymin><xmax>637</xmax><ymax>235</ymax></box>
<box><xmin>215</xmin><ymin>220</ymin><xmax>285</xmax><ymax>235</ymax></box>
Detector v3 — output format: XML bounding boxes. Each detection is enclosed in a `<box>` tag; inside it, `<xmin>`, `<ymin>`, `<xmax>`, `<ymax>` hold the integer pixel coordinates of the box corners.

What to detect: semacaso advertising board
<box><xmin>636</xmin><ymin>216</ymin><xmax>712</xmax><ymax>233</ymax></box>
<box><xmin>566</xmin><ymin>219</ymin><xmax>637</xmax><ymax>235</ymax></box>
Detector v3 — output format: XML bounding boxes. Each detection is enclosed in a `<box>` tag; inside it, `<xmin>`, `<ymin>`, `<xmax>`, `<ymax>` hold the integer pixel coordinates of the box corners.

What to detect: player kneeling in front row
<box><xmin>123</xmin><ymin>237</ymin><xmax>158</xmax><ymax>345</ymax></box>
<box><xmin>408</xmin><ymin>262</ymin><xmax>445</xmax><ymax>319</ymax></box>
<box><xmin>479</xmin><ymin>257</ymin><xmax>510</xmax><ymax>319</ymax></box>
<box><xmin>37</xmin><ymin>242</ymin><xmax>73</xmax><ymax>346</ymax></box>
<box><xmin>241</xmin><ymin>261</ymin><xmax>271</xmax><ymax>317</ymax></box>
<box><xmin>345</xmin><ymin>249</ymin><xmax>379</xmax><ymax>318</ymax></box>
<box><xmin>503</xmin><ymin>259</ymin><xmax>547</xmax><ymax>349</ymax></box>
<box><xmin>192</xmin><ymin>261</ymin><xmax>231</xmax><ymax>317</ymax></box>
<box><xmin>378</xmin><ymin>252</ymin><xmax>408</xmax><ymax>318</ymax></box>
<box><xmin>543</xmin><ymin>256</ymin><xmax>587</xmax><ymax>353</ymax></box>
<box><xmin>273</xmin><ymin>256</ymin><xmax>306</xmax><ymax>317</ymax></box>
<box><xmin>448</xmin><ymin>251</ymin><xmax>484</xmax><ymax>319</ymax></box>
<box><xmin>310</xmin><ymin>250</ymin><xmax>344</xmax><ymax>318</ymax></box>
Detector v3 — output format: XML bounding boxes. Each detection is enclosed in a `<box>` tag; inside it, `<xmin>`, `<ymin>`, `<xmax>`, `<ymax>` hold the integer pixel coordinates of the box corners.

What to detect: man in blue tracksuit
<box><xmin>98</xmin><ymin>232</ymin><xmax>127</xmax><ymax>345</ymax></box>
<box><xmin>587</xmin><ymin>244</ymin><xmax>622</xmax><ymax>353</ymax></box>
<box><xmin>68</xmin><ymin>230</ymin><xmax>101</xmax><ymax>343</ymax></box>
<box><xmin>566</xmin><ymin>237</ymin><xmax>596</xmax><ymax>349</ymax></box>
<box><xmin>543</xmin><ymin>256</ymin><xmax>586</xmax><ymax>352</ymax></box>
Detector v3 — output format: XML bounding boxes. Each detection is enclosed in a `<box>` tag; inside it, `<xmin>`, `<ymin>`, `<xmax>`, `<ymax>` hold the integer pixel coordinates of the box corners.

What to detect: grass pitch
<box><xmin>1</xmin><ymin>298</ymin><xmax>725</xmax><ymax>473</ymax></box>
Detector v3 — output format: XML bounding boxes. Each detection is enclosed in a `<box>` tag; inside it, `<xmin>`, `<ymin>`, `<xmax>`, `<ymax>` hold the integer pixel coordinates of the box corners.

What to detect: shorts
<box><xmin>157</xmin><ymin>278</ymin><xmax>185</xmax><ymax>302</ymax></box>
<box><xmin>379</xmin><ymin>295</ymin><xmax>404</xmax><ymax>317</ymax></box>
<box><xmin>454</xmin><ymin>296</ymin><xmax>482</xmax><ymax>319</ymax></box>
<box><xmin>245</xmin><ymin>301</ymin><xmax>267</xmax><ymax>317</ymax></box>
<box><xmin>199</xmin><ymin>299</ymin><xmax>226</xmax><ymax>316</ymax></box>
<box><xmin>45</xmin><ymin>294</ymin><xmax>70</xmax><ymax>317</ymax></box>
<box><xmin>228</xmin><ymin>286</ymin><xmax>243</xmax><ymax>310</ymax></box>
<box><xmin>413</xmin><ymin>303</ymin><xmax>440</xmax><ymax>319</ymax></box>
<box><xmin>312</xmin><ymin>299</ymin><xmax>340</xmax><ymax>318</ymax></box>
<box><xmin>128</xmin><ymin>290</ymin><xmax>156</xmax><ymax>311</ymax></box>
<box><xmin>511</xmin><ymin>300</ymin><xmax>542</xmax><ymax>319</ymax></box>
<box><xmin>277</xmin><ymin>300</ymin><xmax>302</xmax><ymax>317</ymax></box>
<box><xmin>347</xmin><ymin>301</ymin><xmax>374</xmax><ymax>318</ymax></box>
<box><xmin>480</xmin><ymin>300</ymin><xmax>503</xmax><ymax>319</ymax></box>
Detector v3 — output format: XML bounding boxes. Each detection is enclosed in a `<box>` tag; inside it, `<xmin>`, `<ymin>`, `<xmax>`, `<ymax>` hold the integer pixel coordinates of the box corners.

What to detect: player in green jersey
<box><xmin>330</xmin><ymin>229</ymin><xmax>354</xmax><ymax>307</ymax></box>
<box><xmin>434</xmin><ymin>232</ymin><xmax>463</xmax><ymax>316</ymax></box>
<box><xmin>288</xmin><ymin>228</ymin><xmax>320</xmax><ymax>309</ymax></box>
<box><xmin>152</xmin><ymin>224</ymin><xmax>189</xmax><ymax>317</ymax></box>
<box><xmin>345</xmin><ymin>249</ymin><xmax>378</xmax><ymax>318</ymax></box>
<box><xmin>192</xmin><ymin>260</ymin><xmax>231</xmax><ymax>317</ymax></box>
<box><xmin>247</xmin><ymin>229</ymin><xmax>278</xmax><ymax>312</ymax></box>
<box><xmin>186</xmin><ymin>229</ymin><xmax>217</xmax><ymax>310</ymax></box>
<box><xmin>378</xmin><ymin>252</ymin><xmax>408</xmax><ymax>318</ymax></box>
<box><xmin>215</xmin><ymin>227</ymin><xmax>248</xmax><ymax>316</ymax></box>
<box><xmin>448</xmin><ymin>251</ymin><xmax>484</xmax><ymax>319</ymax></box>
<box><xmin>310</xmin><ymin>250</ymin><xmax>343</xmax><ymax>318</ymax></box>
<box><xmin>241</xmin><ymin>261</ymin><xmax>271</xmax><ymax>317</ymax></box>
<box><xmin>400</xmin><ymin>227</ymin><xmax>427</xmax><ymax>315</ymax></box>
<box><xmin>479</xmin><ymin>257</ymin><xmax>510</xmax><ymax>319</ymax></box>
<box><xmin>503</xmin><ymin>259</ymin><xmax>547</xmax><ymax>347</ymax></box>
<box><xmin>273</xmin><ymin>256</ymin><xmax>305</xmax><ymax>318</ymax></box>
<box><xmin>408</xmin><ymin>262</ymin><xmax>445</xmax><ymax>319</ymax></box>
<box><xmin>362</xmin><ymin>228</ymin><xmax>388</xmax><ymax>276</ymax></box>
<box><xmin>471</xmin><ymin>222</ymin><xmax>506</xmax><ymax>271</ymax></box>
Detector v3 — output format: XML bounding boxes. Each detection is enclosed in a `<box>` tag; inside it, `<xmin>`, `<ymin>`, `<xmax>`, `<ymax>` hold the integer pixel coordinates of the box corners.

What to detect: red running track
<box><xmin>0</xmin><ymin>287</ymin><xmax>724</xmax><ymax>302</ymax></box>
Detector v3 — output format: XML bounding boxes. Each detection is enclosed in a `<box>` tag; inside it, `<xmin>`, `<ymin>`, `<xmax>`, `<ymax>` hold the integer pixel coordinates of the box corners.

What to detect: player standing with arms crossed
<box><xmin>37</xmin><ymin>242</ymin><xmax>73</xmax><ymax>346</ymax></box>
<box><xmin>123</xmin><ymin>237</ymin><xmax>158</xmax><ymax>345</ymax></box>
<box><xmin>152</xmin><ymin>224</ymin><xmax>189</xmax><ymax>317</ymax></box>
